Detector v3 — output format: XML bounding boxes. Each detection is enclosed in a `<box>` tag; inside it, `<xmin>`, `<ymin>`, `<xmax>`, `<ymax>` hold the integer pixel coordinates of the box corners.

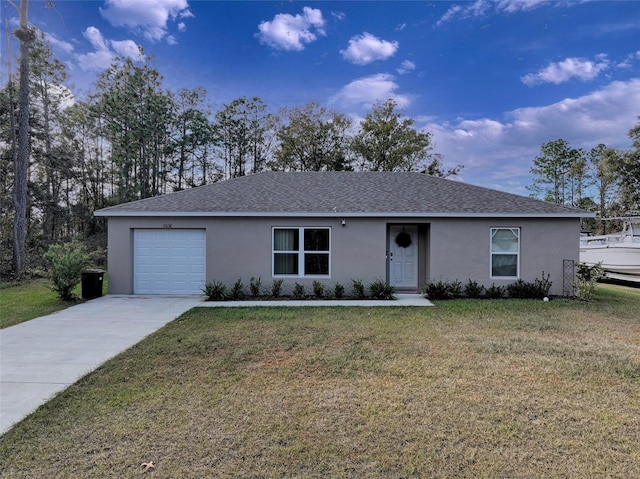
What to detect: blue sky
<box><xmin>3</xmin><ymin>0</ymin><xmax>639</xmax><ymax>195</ymax></box>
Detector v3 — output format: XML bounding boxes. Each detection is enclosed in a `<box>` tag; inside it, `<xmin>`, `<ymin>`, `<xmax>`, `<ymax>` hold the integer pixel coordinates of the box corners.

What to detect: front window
<box><xmin>490</xmin><ymin>228</ymin><xmax>519</xmax><ymax>278</ymax></box>
<box><xmin>273</xmin><ymin>227</ymin><xmax>330</xmax><ymax>276</ymax></box>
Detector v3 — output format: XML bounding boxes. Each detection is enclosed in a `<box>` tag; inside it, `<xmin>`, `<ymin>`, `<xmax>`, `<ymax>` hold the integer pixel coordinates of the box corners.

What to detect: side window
<box><xmin>303</xmin><ymin>228</ymin><xmax>330</xmax><ymax>275</ymax></box>
<box><xmin>273</xmin><ymin>228</ymin><xmax>299</xmax><ymax>275</ymax></box>
<box><xmin>490</xmin><ymin>228</ymin><xmax>519</xmax><ymax>278</ymax></box>
<box><xmin>273</xmin><ymin>227</ymin><xmax>330</xmax><ymax>276</ymax></box>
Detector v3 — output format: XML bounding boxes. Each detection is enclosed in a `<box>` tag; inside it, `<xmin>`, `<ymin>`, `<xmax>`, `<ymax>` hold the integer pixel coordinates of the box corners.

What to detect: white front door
<box><xmin>389</xmin><ymin>225</ymin><xmax>418</xmax><ymax>289</ymax></box>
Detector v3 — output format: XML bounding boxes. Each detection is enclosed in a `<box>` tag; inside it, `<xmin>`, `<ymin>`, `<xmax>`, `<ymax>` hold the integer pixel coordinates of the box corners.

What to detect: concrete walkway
<box><xmin>198</xmin><ymin>293</ymin><xmax>434</xmax><ymax>308</ymax></box>
<box><xmin>0</xmin><ymin>293</ymin><xmax>432</xmax><ymax>435</ymax></box>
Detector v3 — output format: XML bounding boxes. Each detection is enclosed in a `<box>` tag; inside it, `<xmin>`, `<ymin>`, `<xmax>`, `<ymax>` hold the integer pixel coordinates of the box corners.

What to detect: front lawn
<box><xmin>0</xmin><ymin>276</ymin><xmax>108</xmax><ymax>329</ymax></box>
<box><xmin>1</xmin><ymin>284</ymin><xmax>638</xmax><ymax>478</ymax></box>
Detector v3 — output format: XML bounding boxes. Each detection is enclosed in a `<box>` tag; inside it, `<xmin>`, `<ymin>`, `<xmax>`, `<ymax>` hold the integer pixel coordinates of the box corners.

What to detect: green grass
<box><xmin>0</xmin><ymin>276</ymin><xmax>108</xmax><ymax>329</ymax></box>
<box><xmin>0</xmin><ymin>284</ymin><xmax>638</xmax><ymax>478</ymax></box>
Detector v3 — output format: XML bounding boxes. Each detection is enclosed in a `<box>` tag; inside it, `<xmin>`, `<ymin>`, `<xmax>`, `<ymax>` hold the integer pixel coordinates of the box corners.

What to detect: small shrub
<box><xmin>230</xmin><ymin>278</ymin><xmax>245</xmax><ymax>300</ymax></box>
<box><xmin>422</xmin><ymin>279</ymin><xmax>462</xmax><ymax>300</ymax></box>
<box><xmin>249</xmin><ymin>277</ymin><xmax>262</xmax><ymax>298</ymax></box>
<box><xmin>293</xmin><ymin>282</ymin><xmax>306</xmax><ymax>299</ymax></box>
<box><xmin>464</xmin><ymin>280</ymin><xmax>486</xmax><ymax>299</ymax></box>
<box><xmin>533</xmin><ymin>271</ymin><xmax>552</xmax><ymax>298</ymax></box>
<box><xmin>44</xmin><ymin>241</ymin><xmax>90</xmax><ymax>301</ymax></box>
<box><xmin>368</xmin><ymin>279</ymin><xmax>396</xmax><ymax>300</ymax></box>
<box><xmin>271</xmin><ymin>278</ymin><xmax>284</xmax><ymax>298</ymax></box>
<box><xmin>334</xmin><ymin>282</ymin><xmax>345</xmax><ymax>299</ymax></box>
<box><xmin>506</xmin><ymin>272</ymin><xmax>552</xmax><ymax>299</ymax></box>
<box><xmin>506</xmin><ymin>279</ymin><xmax>531</xmax><ymax>299</ymax></box>
<box><xmin>575</xmin><ymin>262</ymin><xmax>604</xmax><ymax>301</ymax></box>
<box><xmin>449</xmin><ymin>280</ymin><xmax>463</xmax><ymax>298</ymax></box>
<box><xmin>202</xmin><ymin>281</ymin><xmax>228</xmax><ymax>301</ymax></box>
<box><xmin>485</xmin><ymin>283</ymin><xmax>506</xmax><ymax>299</ymax></box>
<box><xmin>352</xmin><ymin>279</ymin><xmax>366</xmax><ymax>299</ymax></box>
<box><xmin>576</xmin><ymin>279</ymin><xmax>599</xmax><ymax>302</ymax></box>
<box><xmin>312</xmin><ymin>280</ymin><xmax>324</xmax><ymax>299</ymax></box>
<box><xmin>576</xmin><ymin>262</ymin><xmax>604</xmax><ymax>283</ymax></box>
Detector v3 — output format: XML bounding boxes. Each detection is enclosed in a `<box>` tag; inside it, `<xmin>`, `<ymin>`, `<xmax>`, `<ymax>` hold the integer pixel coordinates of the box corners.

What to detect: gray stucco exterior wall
<box><xmin>427</xmin><ymin>217</ymin><xmax>579</xmax><ymax>291</ymax></box>
<box><xmin>105</xmin><ymin>215</ymin><xmax>581</xmax><ymax>296</ymax></box>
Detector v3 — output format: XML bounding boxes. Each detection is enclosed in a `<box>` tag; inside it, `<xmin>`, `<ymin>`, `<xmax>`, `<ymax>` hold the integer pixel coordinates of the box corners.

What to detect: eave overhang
<box><xmin>95</xmin><ymin>210</ymin><xmax>594</xmax><ymax>219</ymax></box>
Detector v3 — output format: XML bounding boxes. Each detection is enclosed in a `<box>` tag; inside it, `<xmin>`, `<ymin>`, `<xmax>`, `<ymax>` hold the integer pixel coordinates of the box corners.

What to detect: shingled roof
<box><xmin>95</xmin><ymin>171</ymin><xmax>590</xmax><ymax>218</ymax></box>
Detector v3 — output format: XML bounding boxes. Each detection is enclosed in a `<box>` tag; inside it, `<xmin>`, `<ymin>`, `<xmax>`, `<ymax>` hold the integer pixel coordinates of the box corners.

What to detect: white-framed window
<box><xmin>273</xmin><ymin>227</ymin><xmax>330</xmax><ymax>277</ymax></box>
<box><xmin>490</xmin><ymin>227</ymin><xmax>520</xmax><ymax>278</ymax></box>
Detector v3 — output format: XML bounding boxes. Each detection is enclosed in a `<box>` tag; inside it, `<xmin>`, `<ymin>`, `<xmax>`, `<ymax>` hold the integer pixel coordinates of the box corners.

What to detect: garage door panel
<box><xmin>136</xmin><ymin>265</ymin><xmax>152</xmax><ymax>274</ymax></box>
<box><xmin>134</xmin><ymin>229</ymin><xmax>206</xmax><ymax>294</ymax></box>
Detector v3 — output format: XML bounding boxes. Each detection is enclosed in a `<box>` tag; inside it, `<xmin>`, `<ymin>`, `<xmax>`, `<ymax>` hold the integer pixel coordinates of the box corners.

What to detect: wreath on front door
<box><xmin>395</xmin><ymin>231</ymin><xmax>412</xmax><ymax>248</ymax></box>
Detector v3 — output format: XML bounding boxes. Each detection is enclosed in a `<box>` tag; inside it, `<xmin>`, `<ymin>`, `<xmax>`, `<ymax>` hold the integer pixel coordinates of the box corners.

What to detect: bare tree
<box><xmin>11</xmin><ymin>0</ymin><xmax>32</xmax><ymax>275</ymax></box>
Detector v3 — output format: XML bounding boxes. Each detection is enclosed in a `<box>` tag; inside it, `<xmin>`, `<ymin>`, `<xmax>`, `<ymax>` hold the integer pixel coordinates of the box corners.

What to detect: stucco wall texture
<box><xmin>106</xmin><ymin>215</ymin><xmax>580</xmax><ymax>297</ymax></box>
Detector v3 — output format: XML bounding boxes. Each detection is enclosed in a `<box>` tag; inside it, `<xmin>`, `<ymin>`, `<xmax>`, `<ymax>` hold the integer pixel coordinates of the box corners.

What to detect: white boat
<box><xmin>580</xmin><ymin>216</ymin><xmax>640</xmax><ymax>283</ymax></box>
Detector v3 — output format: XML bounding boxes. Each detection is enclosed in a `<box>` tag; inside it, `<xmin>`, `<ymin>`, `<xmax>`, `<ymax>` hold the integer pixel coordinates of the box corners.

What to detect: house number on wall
<box><xmin>162</xmin><ymin>224</ymin><xmax>172</xmax><ymax>229</ymax></box>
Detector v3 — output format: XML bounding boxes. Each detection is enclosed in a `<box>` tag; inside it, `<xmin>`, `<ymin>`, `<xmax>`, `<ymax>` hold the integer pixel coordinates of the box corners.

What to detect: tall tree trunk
<box><xmin>12</xmin><ymin>0</ymin><xmax>31</xmax><ymax>275</ymax></box>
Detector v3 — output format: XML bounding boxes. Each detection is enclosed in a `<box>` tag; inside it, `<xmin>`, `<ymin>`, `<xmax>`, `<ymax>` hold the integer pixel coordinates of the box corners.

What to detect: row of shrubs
<box><xmin>422</xmin><ymin>272</ymin><xmax>553</xmax><ymax>300</ymax></box>
<box><xmin>202</xmin><ymin>277</ymin><xmax>396</xmax><ymax>301</ymax></box>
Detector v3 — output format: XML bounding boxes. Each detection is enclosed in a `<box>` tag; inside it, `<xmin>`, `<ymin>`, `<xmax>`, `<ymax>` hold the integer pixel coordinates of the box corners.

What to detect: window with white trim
<box><xmin>273</xmin><ymin>227</ymin><xmax>330</xmax><ymax>276</ymax></box>
<box><xmin>490</xmin><ymin>227</ymin><xmax>519</xmax><ymax>278</ymax></box>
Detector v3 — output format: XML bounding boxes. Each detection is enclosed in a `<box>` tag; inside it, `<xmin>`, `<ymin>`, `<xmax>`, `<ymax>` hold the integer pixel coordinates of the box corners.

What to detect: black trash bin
<box><xmin>81</xmin><ymin>269</ymin><xmax>105</xmax><ymax>299</ymax></box>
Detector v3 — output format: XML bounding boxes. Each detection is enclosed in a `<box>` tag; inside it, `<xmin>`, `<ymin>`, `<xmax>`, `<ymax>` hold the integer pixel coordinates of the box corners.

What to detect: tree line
<box><xmin>3</xmin><ymin>18</ymin><xmax>637</xmax><ymax>280</ymax></box>
<box><xmin>1</xmin><ymin>28</ymin><xmax>455</xmax><ymax>278</ymax></box>
<box><xmin>527</xmin><ymin>126</ymin><xmax>640</xmax><ymax>233</ymax></box>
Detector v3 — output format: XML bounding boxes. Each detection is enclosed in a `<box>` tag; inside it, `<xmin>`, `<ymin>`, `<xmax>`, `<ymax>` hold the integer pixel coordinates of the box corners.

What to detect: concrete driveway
<box><xmin>0</xmin><ymin>295</ymin><xmax>202</xmax><ymax>435</ymax></box>
<box><xmin>0</xmin><ymin>293</ymin><xmax>432</xmax><ymax>435</ymax></box>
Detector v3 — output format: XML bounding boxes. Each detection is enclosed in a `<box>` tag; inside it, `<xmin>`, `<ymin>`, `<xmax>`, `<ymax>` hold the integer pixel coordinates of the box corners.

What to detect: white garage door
<box><xmin>134</xmin><ymin>229</ymin><xmax>206</xmax><ymax>294</ymax></box>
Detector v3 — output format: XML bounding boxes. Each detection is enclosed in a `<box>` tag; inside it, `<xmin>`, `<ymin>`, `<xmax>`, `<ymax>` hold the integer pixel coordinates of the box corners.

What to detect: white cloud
<box><xmin>77</xmin><ymin>27</ymin><xmax>112</xmax><ymax>70</ymax></box>
<box><xmin>330</xmin><ymin>73</ymin><xmax>412</xmax><ymax>110</ymax></box>
<box><xmin>617</xmin><ymin>50</ymin><xmax>640</xmax><ymax>69</ymax></box>
<box><xmin>397</xmin><ymin>60</ymin><xmax>416</xmax><ymax>75</ymax></box>
<box><xmin>76</xmin><ymin>27</ymin><xmax>144</xmax><ymax>71</ymax></box>
<box><xmin>45</xmin><ymin>33</ymin><xmax>74</xmax><ymax>54</ymax></box>
<box><xmin>437</xmin><ymin>5</ymin><xmax>464</xmax><ymax>26</ymax></box>
<box><xmin>496</xmin><ymin>0</ymin><xmax>549</xmax><ymax>13</ymax></box>
<box><xmin>256</xmin><ymin>7</ymin><xmax>325</xmax><ymax>51</ymax></box>
<box><xmin>84</xmin><ymin>26</ymin><xmax>109</xmax><ymax>51</ymax></box>
<box><xmin>423</xmin><ymin>78</ymin><xmax>640</xmax><ymax>193</ymax></box>
<box><xmin>76</xmin><ymin>49</ymin><xmax>114</xmax><ymax>72</ymax></box>
<box><xmin>111</xmin><ymin>39</ymin><xmax>144</xmax><ymax>60</ymax></box>
<box><xmin>340</xmin><ymin>33</ymin><xmax>399</xmax><ymax>65</ymax></box>
<box><xmin>438</xmin><ymin>0</ymin><xmax>551</xmax><ymax>25</ymax></box>
<box><xmin>522</xmin><ymin>56</ymin><xmax>610</xmax><ymax>86</ymax></box>
<box><xmin>509</xmin><ymin>79</ymin><xmax>639</xmax><ymax>142</ymax></box>
<box><xmin>100</xmin><ymin>0</ymin><xmax>192</xmax><ymax>43</ymax></box>
<box><xmin>437</xmin><ymin>0</ymin><xmax>489</xmax><ymax>26</ymax></box>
